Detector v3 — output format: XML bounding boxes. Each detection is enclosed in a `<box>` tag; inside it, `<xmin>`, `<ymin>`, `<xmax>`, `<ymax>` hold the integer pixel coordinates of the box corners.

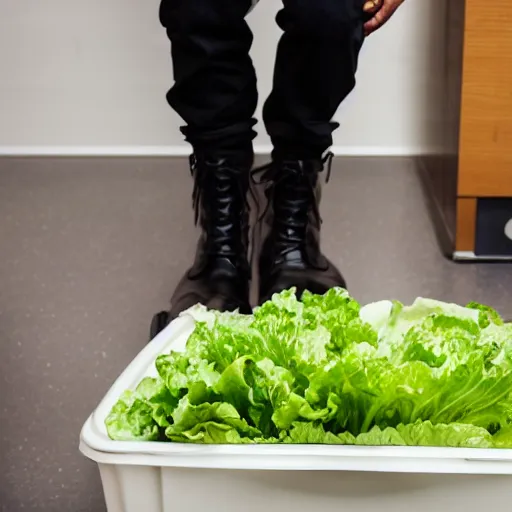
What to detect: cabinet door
<box><xmin>458</xmin><ymin>0</ymin><xmax>512</xmax><ymax>197</ymax></box>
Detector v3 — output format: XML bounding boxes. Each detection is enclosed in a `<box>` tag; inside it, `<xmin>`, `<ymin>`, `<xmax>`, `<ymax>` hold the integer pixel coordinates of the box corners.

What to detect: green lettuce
<box><xmin>106</xmin><ymin>289</ymin><xmax>512</xmax><ymax>448</ymax></box>
<box><xmin>105</xmin><ymin>377</ymin><xmax>176</xmax><ymax>440</ymax></box>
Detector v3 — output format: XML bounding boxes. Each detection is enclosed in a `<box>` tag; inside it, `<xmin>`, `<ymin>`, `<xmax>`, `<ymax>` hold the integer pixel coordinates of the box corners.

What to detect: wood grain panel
<box><xmin>455</xmin><ymin>198</ymin><xmax>477</xmax><ymax>252</ymax></box>
<box><xmin>458</xmin><ymin>1</ymin><xmax>512</xmax><ymax>197</ymax></box>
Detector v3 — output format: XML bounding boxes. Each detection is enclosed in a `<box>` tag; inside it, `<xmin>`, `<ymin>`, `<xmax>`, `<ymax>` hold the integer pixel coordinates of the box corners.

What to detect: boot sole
<box><xmin>149</xmin><ymin>310</ymin><xmax>171</xmax><ymax>342</ymax></box>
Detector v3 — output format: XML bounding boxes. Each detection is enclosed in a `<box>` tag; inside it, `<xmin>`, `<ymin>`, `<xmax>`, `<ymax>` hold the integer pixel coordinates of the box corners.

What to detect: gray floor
<box><xmin>0</xmin><ymin>157</ymin><xmax>511</xmax><ymax>511</ymax></box>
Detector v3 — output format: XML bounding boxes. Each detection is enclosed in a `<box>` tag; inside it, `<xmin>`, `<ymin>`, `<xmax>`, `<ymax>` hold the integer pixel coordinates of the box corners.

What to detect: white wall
<box><xmin>0</xmin><ymin>0</ymin><xmax>452</xmax><ymax>155</ymax></box>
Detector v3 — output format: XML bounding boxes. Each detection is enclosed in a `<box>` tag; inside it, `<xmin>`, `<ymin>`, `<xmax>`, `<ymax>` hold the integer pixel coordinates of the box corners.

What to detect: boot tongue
<box><xmin>272</xmin><ymin>159</ymin><xmax>323</xmax><ymax>261</ymax></box>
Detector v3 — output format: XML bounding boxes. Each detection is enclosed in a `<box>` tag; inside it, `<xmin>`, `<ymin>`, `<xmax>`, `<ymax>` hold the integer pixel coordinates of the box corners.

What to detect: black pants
<box><xmin>159</xmin><ymin>0</ymin><xmax>366</xmax><ymax>158</ymax></box>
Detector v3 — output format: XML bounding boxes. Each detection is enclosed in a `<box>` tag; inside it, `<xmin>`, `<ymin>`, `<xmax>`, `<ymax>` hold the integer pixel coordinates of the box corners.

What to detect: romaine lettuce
<box><xmin>106</xmin><ymin>289</ymin><xmax>512</xmax><ymax>448</ymax></box>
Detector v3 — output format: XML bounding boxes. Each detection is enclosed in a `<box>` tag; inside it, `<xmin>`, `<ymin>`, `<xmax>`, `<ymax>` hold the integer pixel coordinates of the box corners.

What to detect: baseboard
<box><xmin>453</xmin><ymin>251</ymin><xmax>512</xmax><ymax>262</ymax></box>
<box><xmin>0</xmin><ymin>145</ymin><xmax>444</xmax><ymax>157</ymax></box>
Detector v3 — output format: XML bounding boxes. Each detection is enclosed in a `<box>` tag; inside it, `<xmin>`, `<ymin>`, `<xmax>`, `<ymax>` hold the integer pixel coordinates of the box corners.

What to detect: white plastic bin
<box><xmin>80</xmin><ymin>315</ymin><xmax>512</xmax><ymax>512</ymax></box>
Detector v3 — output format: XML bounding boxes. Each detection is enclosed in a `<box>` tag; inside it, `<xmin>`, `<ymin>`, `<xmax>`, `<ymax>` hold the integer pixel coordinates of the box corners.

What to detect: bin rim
<box><xmin>80</xmin><ymin>312</ymin><xmax>512</xmax><ymax>474</ymax></box>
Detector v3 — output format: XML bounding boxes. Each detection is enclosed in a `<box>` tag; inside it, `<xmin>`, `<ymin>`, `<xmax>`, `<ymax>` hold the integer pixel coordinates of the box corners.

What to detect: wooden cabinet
<box><xmin>422</xmin><ymin>0</ymin><xmax>512</xmax><ymax>259</ymax></box>
<box><xmin>458</xmin><ymin>1</ymin><xmax>512</xmax><ymax>199</ymax></box>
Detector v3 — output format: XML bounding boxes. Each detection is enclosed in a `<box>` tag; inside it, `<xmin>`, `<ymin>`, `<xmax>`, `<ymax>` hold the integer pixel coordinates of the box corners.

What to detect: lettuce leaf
<box><xmin>397</xmin><ymin>420</ymin><xmax>493</xmax><ymax>448</ymax></box>
<box><xmin>282</xmin><ymin>422</ymin><xmax>349</xmax><ymax>444</ymax></box>
<box><xmin>165</xmin><ymin>398</ymin><xmax>261</xmax><ymax>442</ymax></box>
<box><xmin>105</xmin><ymin>377</ymin><xmax>176</xmax><ymax>440</ymax></box>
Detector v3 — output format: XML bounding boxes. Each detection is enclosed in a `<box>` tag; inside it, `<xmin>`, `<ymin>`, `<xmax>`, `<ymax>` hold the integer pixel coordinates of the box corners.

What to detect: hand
<box><xmin>363</xmin><ymin>0</ymin><xmax>406</xmax><ymax>36</ymax></box>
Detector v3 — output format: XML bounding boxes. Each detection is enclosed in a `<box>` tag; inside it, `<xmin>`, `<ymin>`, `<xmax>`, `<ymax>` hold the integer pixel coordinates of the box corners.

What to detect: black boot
<box><xmin>169</xmin><ymin>153</ymin><xmax>253</xmax><ymax>320</ymax></box>
<box><xmin>252</xmin><ymin>153</ymin><xmax>346</xmax><ymax>305</ymax></box>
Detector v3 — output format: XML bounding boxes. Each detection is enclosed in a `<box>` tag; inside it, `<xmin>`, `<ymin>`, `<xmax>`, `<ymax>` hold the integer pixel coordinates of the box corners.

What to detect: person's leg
<box><xmin>158</xmin><ymin>0</ymin><xmax>257</xmax><ymax>321</ymax></box>
<box><xmin>263</xmin><ymin>0</ymin><xmax>365</xmax><ymax>157</ymax></box>
<box><xmin>255</xmin><ymin>0</ymin><xmax>366</xmax><ymax>303</ymax></box>
<box><xmin>160</xmin><ymin>0</ymin><xmax>258</xmax><ymax>155</ymax></box>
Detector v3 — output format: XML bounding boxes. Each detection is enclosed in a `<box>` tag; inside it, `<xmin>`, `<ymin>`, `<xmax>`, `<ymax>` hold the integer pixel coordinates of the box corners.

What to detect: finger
<box><xmin>363</xmin><ymin>17</ymin><xmax>380</xmax><ymax>36</ymax></box>
<box><xmin>363</xmin><ymin>0</ymin><xmax>382</xmax><ymax>14</ymax></box>
<box><xmin>363</xmin><ymin>2</ymin><xmax>398</xmax><ymax>36</ymax></box>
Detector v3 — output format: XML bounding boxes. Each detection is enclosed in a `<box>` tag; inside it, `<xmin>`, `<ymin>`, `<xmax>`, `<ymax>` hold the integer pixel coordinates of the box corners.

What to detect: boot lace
<box><xmin>191</xmin><ymin>155</ymin><xmax>251</xmax><ymax>259</ymax></box>
<box><xmin>251</xmin><ymin>152</ymin><xmax>333</xmax><ymax>257</ymax></box>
